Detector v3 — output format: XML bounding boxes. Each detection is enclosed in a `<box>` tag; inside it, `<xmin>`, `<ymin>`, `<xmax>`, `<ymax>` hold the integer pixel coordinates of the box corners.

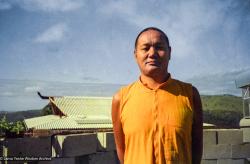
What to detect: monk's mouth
<box><xmin>146</xmin><ymin>61</ymin><xmax>160</xmax><ymax>66</ymax></box>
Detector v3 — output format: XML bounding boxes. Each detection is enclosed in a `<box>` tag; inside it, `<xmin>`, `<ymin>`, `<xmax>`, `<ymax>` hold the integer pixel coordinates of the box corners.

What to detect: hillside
<box><xmin>0</xmin><ymin>110</ymin><xmax>42</xmax><ymax>122</ymax></box>
<box><xmin>201</xmin><ymin>94</ymin><xmax>242</xmax><ymax>112</ymax></box>
<box><xmin>201</xmin><ymin>94</ymin><xmax>243</xmax><ymax>128</ymax></box>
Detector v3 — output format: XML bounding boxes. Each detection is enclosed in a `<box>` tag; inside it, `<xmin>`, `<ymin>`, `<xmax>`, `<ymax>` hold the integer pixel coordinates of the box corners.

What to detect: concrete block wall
<box><xmin>202</xmin><ymin>129</ymin><xmax>250</xmax><ymax>164</ymax></box>
<box><xmin>52</xmin><ymin>133</ymin><xmax>97</xmax><ymax>157</ymax></box>
<box><xmin>1</xmin><ymin>128</ymin><xmax>250</xmax><ymax>164</ymax></box>
<box><xmin>4</xmin><ymin>137</ymin><xmax>51</xmax><ymax>157</ymax></box>
<box><xmin>0</xmin><ymin>132</ymin><xmax>118</xmax><ymax>164</ymax></box>
<box><xmin>49</xmin><ymin>132</ymin><xmax>118</xmax><ymax>164</ymax></box>
<box><xmin>241</xmin><ymin>128</ymin><xmax>250</xmax><ymax>143</ymax></box>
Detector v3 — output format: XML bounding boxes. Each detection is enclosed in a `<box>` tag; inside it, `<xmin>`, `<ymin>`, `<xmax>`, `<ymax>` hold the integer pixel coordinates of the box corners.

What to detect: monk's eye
<box><xmin>155</xmin><ymin>45</ymin><xmax>165</xmax><ymax>50</ymax></box>
<box><xmin>141</xmin><ymin>46</ymin><xmax>149</xmax><ymax>51</ymax></box>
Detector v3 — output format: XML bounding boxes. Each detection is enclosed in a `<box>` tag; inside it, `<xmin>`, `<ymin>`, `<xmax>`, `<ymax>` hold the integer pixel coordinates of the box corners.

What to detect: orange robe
<box><xmin>119</xmin><ymin>76</ymin><xmax>193</xmax><ymax>164</ymax></box>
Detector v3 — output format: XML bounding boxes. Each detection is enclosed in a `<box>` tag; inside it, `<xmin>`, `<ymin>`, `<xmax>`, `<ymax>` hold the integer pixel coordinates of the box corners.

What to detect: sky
<box><xmin>0</xmin><ymin>0</ymin><xmax>250</xmax><ymax>111</ymax></box>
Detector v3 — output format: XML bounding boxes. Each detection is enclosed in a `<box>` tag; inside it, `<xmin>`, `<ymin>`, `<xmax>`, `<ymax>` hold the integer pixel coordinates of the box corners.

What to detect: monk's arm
<box><xmin>112</xmin><ymin>92</ymin><xmax>125</xmax><ymax>164</ymax></box>
<box><xmin>192</xmin><ymin>86</ymin><xmax>203</xmax><ymax>164</ymax></box>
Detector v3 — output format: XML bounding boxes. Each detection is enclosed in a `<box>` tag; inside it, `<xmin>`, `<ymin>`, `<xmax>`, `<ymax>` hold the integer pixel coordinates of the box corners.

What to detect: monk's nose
<box><xmin>148</xmin><ymin>46</ymin><xmax>157</xmax><ymax>58</ymax></box>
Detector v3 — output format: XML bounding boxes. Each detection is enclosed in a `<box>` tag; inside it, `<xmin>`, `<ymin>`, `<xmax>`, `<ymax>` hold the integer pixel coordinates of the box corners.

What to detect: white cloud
<box><xmin>0</xmin><ymin>91</ymin><xmax>14</xmax><ymax>97</ymax></box>
<box><xmin>24</xmin><ymin>86</ymin><xmax>41</xmax><ymax>93</ymax></box>
<box><xmin>98</xmin><ymin>1</ymin><xmax>193</xmax><ymax>58</ymax></box>
<box><xmin>99</xmin><ymin>0</ymin><xmax>136</xmax><ymax>16</ymax></box>
<box><xmin>35</xmin><ymin>23</ymin><xmax>67</xmax><ymax>43</ymax></box>
<box><xmin>99</xmin><ymin>0</ymin><xmax>160</xmax><ymax>27</ymax></box>
<box><xmin>98</xmin><ymin>0</ymin><xmax>237</xmax><ymax>59</ymax></box>
<box><xmin>14</xmin><ymin>0</ymin><xmax>83</xmax><ymax>12</ymax></box>
<box><xmin>186</xmin><ymin>68</ymin><xmax>250</xmax><ymax>96</ymax></box>
<box><xmin>0</xmin><ymin>0</ymin><xmax>12</xmax><ymax>10</ymax></box>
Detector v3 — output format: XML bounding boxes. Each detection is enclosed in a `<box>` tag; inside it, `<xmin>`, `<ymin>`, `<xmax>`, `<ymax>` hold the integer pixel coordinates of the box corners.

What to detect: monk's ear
<box><xmin>134</xmin><ymin>49</ymin><xmax>137</xmax><ymax>59</ymax></box>
<box><xmin>168</xmin><ymin>46</ymin><xmax>171</xmax><ymax>60</ymax></box>
<box><xmin>134</xmin><ymin>49</ymin><xmax>140</xmax><ymax>65</ymax></box>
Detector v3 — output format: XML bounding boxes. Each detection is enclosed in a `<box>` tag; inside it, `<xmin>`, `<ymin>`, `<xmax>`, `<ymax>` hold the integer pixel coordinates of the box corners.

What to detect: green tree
<box><xmin>10</xmin><ymin>121</ymin><xmax>25</xmax><ymax>134</ymax></box>
<box><xmin>0</xmin><ymin>116</ymin><xmax>10</xmax><ymax>134</ymax></box>
<box><xmin>203</xmin><ymin>109</ymin><xmax>242</xmax><ymax>128</ymax></box>
<box><xmin>0</xmin><ymin>116</ymin><xmax>25</xmax><ymax>136</ymax></box>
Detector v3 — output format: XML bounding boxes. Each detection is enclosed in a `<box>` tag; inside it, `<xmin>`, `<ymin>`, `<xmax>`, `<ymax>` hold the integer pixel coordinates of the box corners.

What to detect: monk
<box><xmin>112</xmin><ymin>27</ymin><xmax>203</xmax><ymax>164</ymax></box>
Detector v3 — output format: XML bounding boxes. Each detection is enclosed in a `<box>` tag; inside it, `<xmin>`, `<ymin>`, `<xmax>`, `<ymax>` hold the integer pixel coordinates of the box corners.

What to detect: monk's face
<box><xmin>134</xmin><ymin>30</ymin><xmax>171</xmax><ymax>77</ymax></box>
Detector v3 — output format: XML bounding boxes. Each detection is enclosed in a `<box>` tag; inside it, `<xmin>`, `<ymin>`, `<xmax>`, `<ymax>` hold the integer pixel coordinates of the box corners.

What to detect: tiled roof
<box><xmin>24</xmin><ymin>115</ymin><xmax>113</xmax><ymax>130</ymax></box>
<box><xmin>50</xmin><ymin>96</ymin><xmax>112</xmax><ymax>116</ymax></box>
<box><xmin>240</xmin><ymin>117</ymin><xmax>250</xmax><ymax>127</ymax></box>
<box><xmin>24</xmin><ymin>96</ymin><xmax>113</xmax><ymax>130</ymax></box>
<box><xmin>24</xmin><ymin>115</ymin><xmax>61</xmax><ymax>129</ymax></box>
<box><xmin>203</xmin><ymin>123</ymin><xmax>215</xmax><ymax>127</ymax></box>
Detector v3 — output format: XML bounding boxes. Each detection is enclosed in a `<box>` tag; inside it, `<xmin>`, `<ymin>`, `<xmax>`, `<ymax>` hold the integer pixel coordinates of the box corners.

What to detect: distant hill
<box><xmin>0</xmin><ymin>110</ymin><xmax>42</xmax><ymax>122</ymax></box>
<box><xmin>201</xmin><ymin>94</ymin><xmax>243</xmax><ymax>128</ymax></box>
<box><xmin>201</xmin><ymin>94</ymin><xmax>242</xmax><ymax>112</ymax></box>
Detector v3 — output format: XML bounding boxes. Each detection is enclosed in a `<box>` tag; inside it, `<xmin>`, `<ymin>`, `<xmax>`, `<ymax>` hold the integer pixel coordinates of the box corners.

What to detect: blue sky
<box><xmin>0</xmin><ymin>0</ymin><xmax>250</xmax><ymax>111</ymax></box>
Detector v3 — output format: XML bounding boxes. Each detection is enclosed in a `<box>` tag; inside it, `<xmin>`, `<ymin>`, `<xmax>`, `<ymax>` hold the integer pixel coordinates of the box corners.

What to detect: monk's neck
<box><xmin>140</xmin><ymin>73</ymin><xmax>170</xmax><ymax>90</ymax></box>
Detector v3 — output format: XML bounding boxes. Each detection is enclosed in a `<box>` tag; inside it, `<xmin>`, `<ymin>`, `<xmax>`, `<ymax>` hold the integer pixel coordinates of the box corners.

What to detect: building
<box><xmin>235</xmin><ymin>71</ymin><xmax>250</xmax><ymax>118</ymax></box>
<box><xmin>235</xmin><ymin>71</ymin><xmax>250</xmax><ymax>144</ymax></box>
<box><xmin>24</xmin><ymin>93</ymin><xmax>113</xmax><ymax>134</ymax></box>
